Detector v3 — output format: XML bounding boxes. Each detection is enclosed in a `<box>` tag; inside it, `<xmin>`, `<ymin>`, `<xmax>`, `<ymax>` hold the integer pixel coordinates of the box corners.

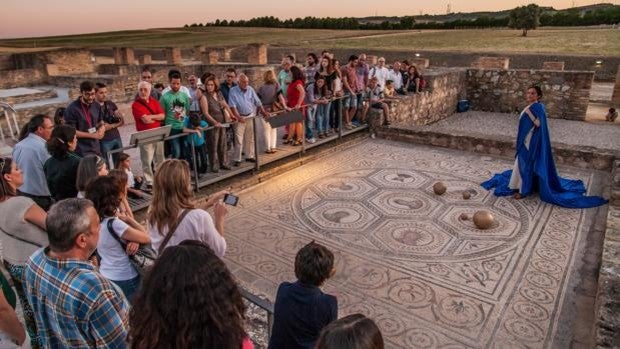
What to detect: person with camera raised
<box><xmin>95</xmin><ymin>82</ymin><xmax>124</xmax><ymax>167</ymax></box>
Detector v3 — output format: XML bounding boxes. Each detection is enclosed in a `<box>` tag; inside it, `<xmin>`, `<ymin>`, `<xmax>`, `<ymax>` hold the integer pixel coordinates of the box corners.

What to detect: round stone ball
<box><xmin>473</xmin><ymin>210</ymin><xmax>495</xmax><ymax>230</ymax></box>
<box><xmin>433</xmin><ymin>182</ymin><xmax>447</xmax><ymax>195</ymax></box>
<box><xmin>462</xmin><ymin>191</ymin><xmax>471</xmax><ymax>200</ymax></box>
<box><xmin>459</xmin><ymin>213</ymin><xmax>469</xmax><ymax>221</ymax></box>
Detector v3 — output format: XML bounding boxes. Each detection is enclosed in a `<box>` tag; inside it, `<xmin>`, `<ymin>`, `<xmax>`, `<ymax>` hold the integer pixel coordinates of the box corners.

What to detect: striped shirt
<box><xmin>24</xmin><ymin>248</ymin><xmax>129</xmax><ymax>348</ymax></box>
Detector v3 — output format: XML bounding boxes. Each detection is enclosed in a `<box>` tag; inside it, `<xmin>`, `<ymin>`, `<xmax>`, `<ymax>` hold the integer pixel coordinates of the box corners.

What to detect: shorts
<box><xmin>371</xmin><ymin>102</ymin><xmax>384</xmax><ymax>109</ymax></box>
<box><xmin>344</xmin><ymin>92</ymin><xmax>359</xmax><ymax>108</ymax></box>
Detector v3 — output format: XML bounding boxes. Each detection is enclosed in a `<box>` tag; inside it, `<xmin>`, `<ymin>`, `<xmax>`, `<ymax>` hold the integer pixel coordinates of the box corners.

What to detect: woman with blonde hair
<box><xmin>258</xmin><ymin>70</ymin><xmax>288</xmax><ymax>153</ymax></box>
<box><xmin>147</xmin><ymin>159</ymin><xmax>229</xmax><ymax>256</ymax></box>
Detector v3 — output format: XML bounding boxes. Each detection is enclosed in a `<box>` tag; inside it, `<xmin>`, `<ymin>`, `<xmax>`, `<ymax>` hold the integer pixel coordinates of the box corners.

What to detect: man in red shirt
<box><xmin>132</xmin><ymin>80</ymin><xmax>165</xmax><ymax>190</ymax></box>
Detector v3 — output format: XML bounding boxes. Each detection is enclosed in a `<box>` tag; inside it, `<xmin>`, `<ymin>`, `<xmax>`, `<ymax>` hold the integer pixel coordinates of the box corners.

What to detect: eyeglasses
<box><xmin>226</xmin><ymin>75</ymin><xmax>235</xmax><ymax>78</ymax></box>
<box><xmin>82</xmin><ymin>91</ymin><xmax>95</xmax><ymax>97</ymax></box>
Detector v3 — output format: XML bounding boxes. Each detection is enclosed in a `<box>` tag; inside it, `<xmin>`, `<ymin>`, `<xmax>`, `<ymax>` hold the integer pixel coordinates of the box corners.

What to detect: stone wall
<box><xmin>594</xmin><ymin>159</ymin><xmax>620</xmax><ymax>347</ymax></box>
<box><xmin>388</xmin><ymin>69</ymin><xmax>467</xmax><ymax>125</ymax></box>
<box><xmin>0</xmin><ymin>69</ymin><xmax>45</xmax><ymax>89</ymax></box>
<box><xmin>465</xmin><ymin>69</ymin><xmax>593</xmax><ymax>120</ymax></box>
<box><xmin>0</xmin><ymin>89</ymin><xmax>57</xmax><ymax>105</ymax></box>
<box><xmin>268</xmin><ymin>48</ymin><xmax>620</xmax><ymax>81</ymax></box>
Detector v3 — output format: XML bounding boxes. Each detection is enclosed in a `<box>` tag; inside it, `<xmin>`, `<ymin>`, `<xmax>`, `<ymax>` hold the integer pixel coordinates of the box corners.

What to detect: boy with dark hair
<box><xmin>268</xmin><ymin>241</ymin><xmax>337</xmax><ymax>349</ymax></box>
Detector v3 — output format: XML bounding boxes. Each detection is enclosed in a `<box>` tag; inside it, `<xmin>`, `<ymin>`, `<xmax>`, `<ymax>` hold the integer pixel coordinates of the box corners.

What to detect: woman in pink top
<box><xmin>284</xmin><ymin>66</ymin><xmax>306</xmax><ymax>146</ymax></box>
<box><xmin>129</xmin><ymin>240</ymin><xmax>254</xmax><ymax>349</ymax></box>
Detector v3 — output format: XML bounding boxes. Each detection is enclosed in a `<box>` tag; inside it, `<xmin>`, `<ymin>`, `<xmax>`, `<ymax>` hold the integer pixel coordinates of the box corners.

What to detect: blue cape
<box><xmin>481</xmin><ymin>102</ymin><xmax>607</xmax><ymax>208</ymax></box>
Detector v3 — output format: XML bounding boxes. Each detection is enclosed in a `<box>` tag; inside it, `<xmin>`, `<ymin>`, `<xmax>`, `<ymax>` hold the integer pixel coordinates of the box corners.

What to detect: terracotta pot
<box><xmin>433</xmin><ymin>182</ymin><xmax>447</xmax><ymax>195</ymax></box>
<box><xmin>473</xmin><ymin>210</ymin><xmax>494</xmax><ymax>230</ymax></box>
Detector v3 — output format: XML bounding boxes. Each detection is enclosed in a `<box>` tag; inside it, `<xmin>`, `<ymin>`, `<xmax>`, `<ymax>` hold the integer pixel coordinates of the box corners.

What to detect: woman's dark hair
<box><xmin>18</xmin><ymin>114</ymin><xmax>50</xmax><ymax>141</ymax></box>
<box><xmin>108</xmin><ymin>169</ymin><xmax>128</xmax><ymax>192</ymax></box>
<box><xmin>47</xmin><ymin>125</ymin><xmax>76</xmax><ymax>158</ymax></box>
<box><xmin>115</xmin><ymin>152</ymin><xmax>131</xmax><ymax>168</ymax></box>
<box><xmin>316</xmin><ymin>314</ymin><xmax>384</xmax><ymax>349</ymax></box>
<box><xmin>295</xmin><ymin>241</ymin><xmax>334</xmax><ymax>286</ymax></box>
<box><xmin>53</xmin><ymin>107</ymin><xmax>65</xmax><ymax>126</ymax></box>
<box><xmin>0</xmin><ymin>157</ymin><xmax>16</xmax><ymax>200</ymax></box>
<box><xmin>290</xmin><ymin>65</ymin><xmax>305</xmax><ymax>83</ymax></box>
<box><xmin>314</xmin><ymin>76</ymin><xmax>328</xmax><ymax>97</ymax></box>
<box><xmin>129</xmin><ymin>240</ymin><xmax>247</xmax><ymax>349</ymax></box>
<box><xmin>76</xmin><ymin>155</ymin><xmax>105</xmax><ymax>192</ymax></box>
<box><xmin>200</xmin><ymin>72</ymin><xmax>215</xmax><ymax>86</ymax></box>
<box><xmin>85</xmin><ymin>175</ymin><xmax>123</xmax><ymax>218</ymax></box>
<box><xmin>529</xmin><ymin>85</ymin><xmax>543</xmax><ymax>100</ymax></box>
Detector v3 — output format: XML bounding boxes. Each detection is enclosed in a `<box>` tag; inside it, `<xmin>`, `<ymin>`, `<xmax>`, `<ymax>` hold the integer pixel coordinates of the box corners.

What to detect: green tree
<box><xmin>399</xmin><ymin>16</ymin><xmax>415</xmax><ymax>29</ymax></box>
<box><xmin>509</xmin><ymin>4</ymin><xmax>541</xmax><ymax>36</ymax></box>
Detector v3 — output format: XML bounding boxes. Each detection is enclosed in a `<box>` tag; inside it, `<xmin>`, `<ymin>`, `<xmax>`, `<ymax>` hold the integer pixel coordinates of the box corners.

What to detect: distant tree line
<box><xmin>184</xmin><ymin>6</ymin><xmax>619</xmax><ymax>30</ymax></box>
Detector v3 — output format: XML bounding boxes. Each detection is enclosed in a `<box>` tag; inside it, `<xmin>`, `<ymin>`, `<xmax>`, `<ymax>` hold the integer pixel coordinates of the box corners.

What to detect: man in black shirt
<box><xmin>95</xmin><ymin>82</ymin><xmax>124</xmax><ymax>166</ymax></box>
<box><xmin>64</xmin><ymin>81</ymin><xmax>104</xmax><ymax>156</ymax></box>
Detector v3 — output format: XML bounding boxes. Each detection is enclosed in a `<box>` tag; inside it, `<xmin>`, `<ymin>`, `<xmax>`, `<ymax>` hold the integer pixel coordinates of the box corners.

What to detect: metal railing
<box><xmin>0</xmin><ymin>102</ymin><xmax>20</xmax><ymax>144</ymax></box>
<box><xmin>107</xmin><ymin>94</ymin><xmax>357</xmax><ymax>192</ymax></box>
<box><xmin>239</xmin><ymin>287</ymin><xmax>275</xmax><ymax>338</ymax></box>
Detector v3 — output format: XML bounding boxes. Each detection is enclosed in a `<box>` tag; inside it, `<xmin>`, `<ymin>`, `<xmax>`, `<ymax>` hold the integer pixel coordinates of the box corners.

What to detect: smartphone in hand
<box><xmin>223</xmin><ymin>193</ymin><xmax>239</xmax><ymax>206</ymax></box>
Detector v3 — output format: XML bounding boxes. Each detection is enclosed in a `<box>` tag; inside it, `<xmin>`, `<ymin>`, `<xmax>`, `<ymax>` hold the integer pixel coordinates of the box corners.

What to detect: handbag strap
<box><xmin>158</xmin><ymin>209</ymin><xmax>191</xmax><ymax>254</ymax></box>
<box><xmin>106</xmin><ymin>218</ymin><xmax>128</xmax><ymax>250</ymax></box>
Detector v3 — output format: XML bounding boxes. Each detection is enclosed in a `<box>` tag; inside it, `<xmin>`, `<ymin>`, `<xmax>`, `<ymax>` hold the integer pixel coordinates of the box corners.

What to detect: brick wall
<box><xmin>465</xmin><ymin>69</ymin><xmax>593</xmax><ymax>120</ymax></box>
<box><xmin>388</xmin><ymin>69</ymin><xmax>467</xmax><ymax>125</ymax></box>
<box><xmin>41</xmin><ymin>49</ymin><xmax>95</xmax><ymax>75</ymax></box>
<box><xmin>0</xmin><ymin>68</ymin><xmax>45</xmax><ymax>89</ymax></box>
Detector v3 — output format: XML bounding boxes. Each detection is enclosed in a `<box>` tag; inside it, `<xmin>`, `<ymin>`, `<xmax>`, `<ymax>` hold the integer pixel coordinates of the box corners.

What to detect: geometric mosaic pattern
<box><xmin>223</xmin><ymin>139</ymin><xmax>605</xmax><ymax>348</ymax></box>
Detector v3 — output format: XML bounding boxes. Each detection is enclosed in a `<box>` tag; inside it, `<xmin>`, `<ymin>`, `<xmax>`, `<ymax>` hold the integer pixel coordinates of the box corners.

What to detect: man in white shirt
<box><xmin>389</xmin><ymin>61</ymin><xmax>405</xmax><ymax>95</ymax></box>
<box><xmin>369</xmin><ymin>57</ymin><xmax>390</xmax><ymax>91</ymax></box>
<box><xmin>161</xmin><ymin>69</ymin><xmax>192</xmax><ymax>100</ymax></box>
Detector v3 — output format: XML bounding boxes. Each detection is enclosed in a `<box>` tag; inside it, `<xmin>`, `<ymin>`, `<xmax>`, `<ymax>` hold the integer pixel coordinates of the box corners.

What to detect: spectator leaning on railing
<box><xmin>44</xmin><ymin>125</ymin><xmax>81</xmax><ymax>201</ymax></box>
<box><xmin>132</xmin><ymin>80</ymin><xmax>166</xmax><ymax>191</ymax></box>
<box><xmin>199</xmin><ymin>75</ymin><xmax>233</xmax><ymax>172</ymax></box>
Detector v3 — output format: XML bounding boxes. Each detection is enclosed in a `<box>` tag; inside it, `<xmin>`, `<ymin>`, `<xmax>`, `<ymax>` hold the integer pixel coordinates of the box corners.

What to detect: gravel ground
<box><xmin>399</xmin><ymin>111</ymin><xmax>620</xmax><ymax>152</ymax></box>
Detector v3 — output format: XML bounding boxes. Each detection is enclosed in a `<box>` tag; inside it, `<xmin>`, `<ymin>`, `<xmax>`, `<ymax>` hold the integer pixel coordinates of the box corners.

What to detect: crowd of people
<box><xmin>0</xmin><ymin>50</ymin><xmax>427</xmax><ymax>348</ymax></box>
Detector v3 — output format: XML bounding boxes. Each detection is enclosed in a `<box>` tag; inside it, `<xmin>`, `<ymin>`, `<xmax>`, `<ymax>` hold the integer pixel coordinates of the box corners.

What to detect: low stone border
<box><xmin>377</xmin><ymin>126</ymin><xmax>618</xmax><ymax>172</ymax></box>
<box><xmin>594</xmin><ymin>159</ymin><xmax>620</xmax><ymax>348</ymax></box>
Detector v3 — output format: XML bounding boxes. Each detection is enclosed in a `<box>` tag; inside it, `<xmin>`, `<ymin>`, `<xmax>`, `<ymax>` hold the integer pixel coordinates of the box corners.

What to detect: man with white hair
<box><xmin>228</xmin><ymin>74</ymin><xmax>268</xmax><ymax>166</ymax></box>
<box><xmin>131</xmin><ymin>80</ymin><xmax>165</xmax><ymax>190</ymax></box>
<box><xmin>369</xmin><ymin>57</ymin><xmax>390</xmax><ymax>91</ymax></box>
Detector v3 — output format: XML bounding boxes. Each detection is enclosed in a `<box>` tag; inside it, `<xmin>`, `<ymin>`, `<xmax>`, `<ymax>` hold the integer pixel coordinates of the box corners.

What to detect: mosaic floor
<box><xmin>223</xmin><ymin>139</ymin><xmax>606</xmax><ymax>348</ymax></box>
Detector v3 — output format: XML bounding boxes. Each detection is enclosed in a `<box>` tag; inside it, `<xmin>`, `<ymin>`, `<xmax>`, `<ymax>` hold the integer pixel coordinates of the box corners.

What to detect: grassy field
<box><xmin>310</xmin><ymin>28</ymin><xmax>620</xmax><ymax>56</ymax></box>
<box><xmin>0</xmin><ymin>27</ymin><xmax>399</xmax><ymax>50</ymax></box>
<box><xmin>0</xmin><ymin>27</ymin><xmax>618</xmax><ymax>56</ymax></box>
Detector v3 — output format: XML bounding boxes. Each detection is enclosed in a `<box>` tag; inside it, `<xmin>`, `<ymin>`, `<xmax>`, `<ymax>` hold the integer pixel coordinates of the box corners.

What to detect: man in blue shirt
<box><xmin>228</xmin><ymin>74</ymin><xmax>268</xmax><ymax>166</ymax></box>
<box><xmin>64</xmin><ymin>81</ymin><xmax>105</xmax><ymax>156</ymax></box>
<box><xmin>12</xmin><ymin>114</ymin><xmax>53</xmax><ymax>210</ymax></box>
<box><xmin>24</xmin><ymin>199</ymin><xmax>129</xmax><ymax>348</ymax></box>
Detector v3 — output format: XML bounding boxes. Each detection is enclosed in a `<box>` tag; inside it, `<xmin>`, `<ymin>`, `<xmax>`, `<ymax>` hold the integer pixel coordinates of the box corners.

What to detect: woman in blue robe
<box><xmin>481</xmin><ymin>86</ymin><xmax>607</xmax><ymax>208</ymax></box>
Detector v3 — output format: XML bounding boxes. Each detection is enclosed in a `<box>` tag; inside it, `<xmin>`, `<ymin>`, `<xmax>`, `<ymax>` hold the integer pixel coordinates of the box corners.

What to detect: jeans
<box><xmin>100</xmin><ymin>137</ymin><xmax>123</xmax><ymax>167</ymax></box>
<box><xmin>111</xmin><ymin>275</ymin><xmax>141</xmax><ymax>302</ymax></box>
<box><xmin>168</xmin><ymin>128</ymin><xmax>185</xmax><ymax>159</ymax></box>
<box><xmin>305</xmin><ymin>106</ymin><xmax>315</xmax><ymax>139</ymax></box>
<box><xmin>190</xmin><ymin>144</ymin><xmax>208</xmax><ymax>173</ymax></box>
<box><xmin>315</xmin><ymin>103</ymin><xmax>330</xmax><ymax>134</ymax></box>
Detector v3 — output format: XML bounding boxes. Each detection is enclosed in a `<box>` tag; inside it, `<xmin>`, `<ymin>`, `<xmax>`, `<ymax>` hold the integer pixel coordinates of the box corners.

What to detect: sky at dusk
<box><xmin>0</xmin><ymin>0</ymin><xmax>616</xmax><ymax>39</ymax></box>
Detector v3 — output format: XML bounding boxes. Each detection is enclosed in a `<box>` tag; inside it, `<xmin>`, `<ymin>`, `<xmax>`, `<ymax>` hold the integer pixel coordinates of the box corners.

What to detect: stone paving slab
<box><xmin>396</xmin><ymin>111</ymin><xmax>620</xmax><ymax>153</ymax></box>
<box><xmin>224</xmin><ymin>138</ymin><xmax>608</xmax><ymax>348</ymax></box>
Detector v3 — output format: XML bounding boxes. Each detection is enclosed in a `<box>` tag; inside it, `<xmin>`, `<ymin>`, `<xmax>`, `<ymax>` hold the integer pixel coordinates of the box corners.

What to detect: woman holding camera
<box><xmin>147</xmin><ymin>159</ymin><xmax>229</xmax><ymax>256</ymax></box>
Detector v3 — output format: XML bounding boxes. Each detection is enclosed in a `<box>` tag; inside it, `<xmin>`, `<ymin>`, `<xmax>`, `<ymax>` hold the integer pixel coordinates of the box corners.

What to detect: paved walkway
<box><xmin>397</xmin><ymin>111</ymin><xmax>620</xmax><ymax>152</ymax></box>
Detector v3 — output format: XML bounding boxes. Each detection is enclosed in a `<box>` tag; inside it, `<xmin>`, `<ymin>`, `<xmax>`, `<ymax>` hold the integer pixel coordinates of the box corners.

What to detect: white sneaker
<box><xmin>307</xmin><ymin>138</ymin><xmax>317</xmax><ymax>144</ymax></box>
